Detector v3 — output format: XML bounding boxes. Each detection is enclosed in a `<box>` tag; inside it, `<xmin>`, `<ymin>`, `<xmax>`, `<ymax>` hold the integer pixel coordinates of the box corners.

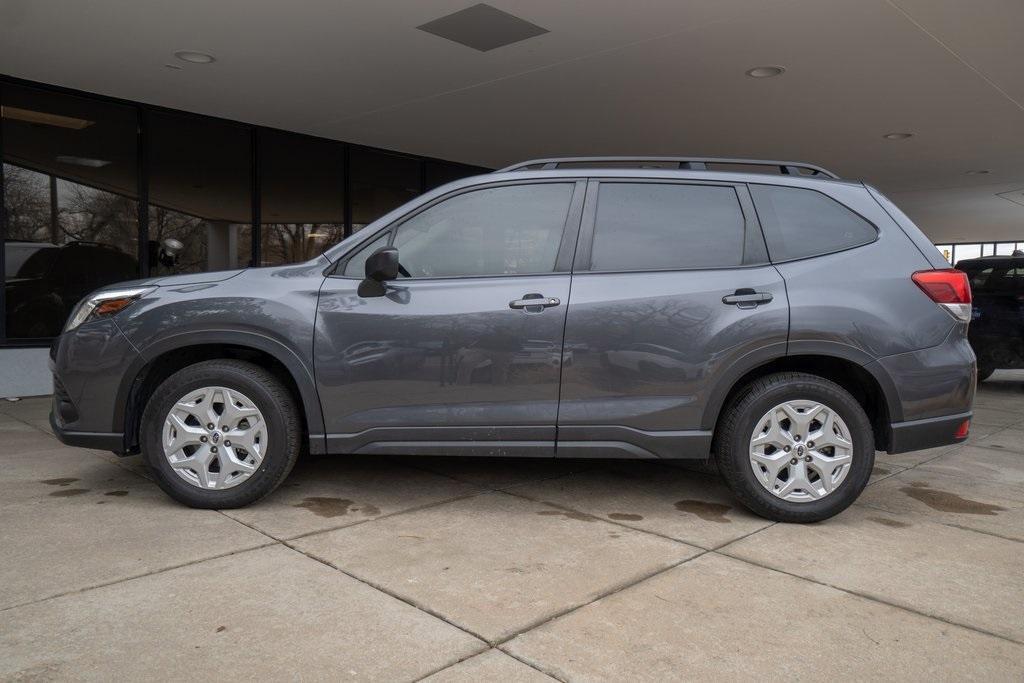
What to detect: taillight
<box><xmin>954</xmin><ymin>419</ymin><xmax>970</xmax><ymax>440</ymax></box>
<box><xmin>912</xmin><ymin>269</ymin><xmax>972</xmax><ymax>323</ymax></box>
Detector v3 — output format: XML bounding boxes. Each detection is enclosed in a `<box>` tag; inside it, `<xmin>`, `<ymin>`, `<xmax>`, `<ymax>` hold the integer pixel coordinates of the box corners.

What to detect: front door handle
<box><xmin>510</xmin><ymin>293</ymin><xmax>561</xmax><ymax>312</ymax></box>
<box><xmin>722</xmin><ymin>288</ymin><xmax>773</xmax><ymax>309</ymax></box>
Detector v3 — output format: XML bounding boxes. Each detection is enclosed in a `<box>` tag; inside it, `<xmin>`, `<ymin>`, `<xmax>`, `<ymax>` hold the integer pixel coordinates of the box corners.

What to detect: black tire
<box><xmin>977</xmin><ymin>365</ymin><xmax>995</xmax><ymax>383</ymax></box>
<box><xmin>140</xmin><ymin>359</ymin><xmax>301</xmax><ymax>508</ymax></box>
<box><xmin>714</xmin><ymin>372</ymin><xmax>874</xmax><ymax>523</ymax></box>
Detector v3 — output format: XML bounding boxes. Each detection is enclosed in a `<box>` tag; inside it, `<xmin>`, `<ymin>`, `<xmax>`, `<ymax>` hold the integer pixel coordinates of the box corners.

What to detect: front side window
<box><xmin>342</xmin><ymin>232</ymin><xmax>390</xmax><ymax>277</ymax></box>
<box><xmin>391</xmin><ymin>184</ymin><xmax>573</xmax><ymax>278</ymax></box>
<box><xmin>589</xmin><ymin>183</ymin><xmax>747</xmax><ymax>271</ymax></box>
<box><xmin>750</xmin><ymin>184</ymin><xmax>877</xmax><ymax>261</ymax></box>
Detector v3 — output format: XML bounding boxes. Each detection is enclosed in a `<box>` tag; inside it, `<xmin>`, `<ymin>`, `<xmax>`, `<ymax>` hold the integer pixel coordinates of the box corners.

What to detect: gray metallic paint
<box><xmin>48</xmin><ymin>167</ymin><xmax>975</xmax><ymax>460</ymax></box>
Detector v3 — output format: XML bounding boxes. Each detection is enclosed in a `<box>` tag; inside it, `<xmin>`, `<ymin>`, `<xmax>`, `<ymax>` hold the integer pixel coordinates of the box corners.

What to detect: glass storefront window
<box><xmin>349</xmin><ymin>148</ymin><xmax>420</xmax><ymax>232</ymax></box>
<box><xmin>934</xmin><ymin>244</ymin><xmax>953</xmax><ymax>264</ymax></box>
<box><xmin>2</xmin><ymin>86</ymin><xmax>138</xmax><ymax>338</ymax></box>
<box><xmin>425</xmin><ymin>160</ymin><xmax>485</xmax><ymax>191</ymax></box>
<box><xmin>952</xmin><ymin>244</ymin><xmax>982</xmax><ymax>265</ymax></box>
<box><xmin>259</xmin><ymin>130</ymin><xmax>344</xmax><ymax>265</ymax></box>
<box><xmin>0</xmin><ymin>78</ymin><xmax>489</xmax><ymax>344</ymax></box>
<box><xmin>147</xmin><ymin>111</ymin><xmax>251</xmax><ymax>275</ymax></box>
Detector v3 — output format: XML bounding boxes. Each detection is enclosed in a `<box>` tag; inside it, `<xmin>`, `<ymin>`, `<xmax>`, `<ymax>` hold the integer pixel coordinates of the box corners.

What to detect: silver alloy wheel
<box><xmin>162</xmin><ymin>386</ymin><xmax>267</xmax><ymax>490</ymax></box>
<box><xmin>748</xmin><ymin>400</ymin><xmax>854</xmax><ymax>502</ymax></box>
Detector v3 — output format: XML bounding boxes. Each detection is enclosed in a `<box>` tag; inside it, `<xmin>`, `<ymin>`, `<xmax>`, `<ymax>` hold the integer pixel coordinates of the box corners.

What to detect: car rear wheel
<box><xmin>140</xmin><ymin>359</ymin><xmax>301</xmax><ymax>508</ymax></box>
<box><xmin>715</xmin><ymin>372</ymin><xmax>874</xmax><ymax>523</ymax></box>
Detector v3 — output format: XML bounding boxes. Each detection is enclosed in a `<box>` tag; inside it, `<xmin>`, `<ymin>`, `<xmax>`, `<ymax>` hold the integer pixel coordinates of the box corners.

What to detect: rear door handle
<box><xmin>510</xmin><ymin>293</ymin><xmax>561</xmax><ymax>311</ymax></box>
<box><xmin>722</xmin><ymin>288</ymin><xmax>773</xmax><ymax>309</ymax></box>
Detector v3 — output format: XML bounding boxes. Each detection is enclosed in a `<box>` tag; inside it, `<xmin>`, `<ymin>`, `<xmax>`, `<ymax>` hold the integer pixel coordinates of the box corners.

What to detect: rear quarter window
<box><xmin>750</xmin><ymin>184</ymin><xmax>878</xmax><ymax>261</ymax></box>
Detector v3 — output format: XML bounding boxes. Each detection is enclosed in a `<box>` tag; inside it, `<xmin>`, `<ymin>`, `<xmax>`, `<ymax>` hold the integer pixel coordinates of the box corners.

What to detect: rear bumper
<box><xmin>888</xmin><ymin>411</ymin><xmax>971</xmax><ymax>454</ymax></box>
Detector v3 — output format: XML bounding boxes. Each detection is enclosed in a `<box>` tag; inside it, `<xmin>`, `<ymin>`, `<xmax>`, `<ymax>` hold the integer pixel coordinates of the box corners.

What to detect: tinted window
<box><xmin>350</xmin><ymin>149</ymin><xmax>420</xmax><ymax>233</ymax></box>
<box><xmin>425</xmin><ymin>160</ymin><xmax>486</xmax><ymax>191</ymax></box>
<box><xmin>148</xmin><ymin>111</ymin><xmax>252</xmax><ymax>274</ymax></box>
<box><xmin>751</xmin><ymin>185</ymin><xmax>876</xmax><ymax>261</ymax></box>
<box><xmin>590</xmin><ymin>183</ymin><xmax>746</xmax><ymax>271</ymax></box>
<box><xmin>392</xmin><ymin>184</ymin><xmax>573</xmax><ymax>278</ymax></box>
<box><xmin>259</xmin><ymin>130</ymin><xmax>345</xmax><ymax>265</ymax></box>
<box><xmin>2</xmin><ymin>85</ymin><xmax>139</xmax><ymax>338</ymax></box>
<box><xmin>962</xmin><ymin>264</ymin><xmax>1022</xmax><ymax>294</ymax></box>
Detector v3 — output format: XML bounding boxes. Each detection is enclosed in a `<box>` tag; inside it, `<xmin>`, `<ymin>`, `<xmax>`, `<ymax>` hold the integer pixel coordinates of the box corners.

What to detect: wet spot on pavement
<box><xmin>292</xmin><ymin>497</ymin><xmax>381</xmax><ymax>518</ymax></box>
<box><xmin>868</xmin><ymin>516</ymin><xmax>910</xmax><ymax>528</ymax></box>
<box><xmin>608</xmin><ymin>513</ymin><xmax>644</xmax><ymax>521</ymax></box>
<box><xmin>294</xmin><ymin>497</ymin><xmax>355</xmax><ymax>518</ymax></box>
<box><xmin>104</xmin><ymin>490</ymin><xmax>129</xmax><ymax>497</ymax></box>
<box><xmin>899</xmin><ymin>485</ymin><xmax>1006</xmax><ymax>515</ymax></box>
<box><xmin>49</xmin><ymin>488</ymin><xmax>89</xmax><ymax>497</ymax></box>
<box><xmin>536</xmin><ymin>509</ymin><xmax>595</xmax><ymax>522</ymax></box>
<box><xmin>41</xmin><ymin>478</ymin><xmax>79</xmax><ymax>486</ymax></box>
<box><xmin>674</xmin><ymin>499</ymin><xmax>731</xmax><ymax>523</ymax></box>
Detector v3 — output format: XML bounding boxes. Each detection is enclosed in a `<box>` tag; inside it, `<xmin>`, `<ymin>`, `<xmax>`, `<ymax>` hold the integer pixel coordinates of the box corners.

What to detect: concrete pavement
<box><xmin>2</xmin><ymin>372</ymin><xmax>1023</xmax><ymax>680</ymax></box>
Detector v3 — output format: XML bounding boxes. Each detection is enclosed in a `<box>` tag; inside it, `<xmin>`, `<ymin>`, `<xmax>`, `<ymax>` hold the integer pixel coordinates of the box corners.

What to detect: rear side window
<box><xmin>589</xmin><ymin>183</ymin><xmax>748</xmax><ymax>271</ymax></box>
<box><xmin>750</xmin><ymin>185</ymin><xmax>877</xmax><ymax>261</ymax></box>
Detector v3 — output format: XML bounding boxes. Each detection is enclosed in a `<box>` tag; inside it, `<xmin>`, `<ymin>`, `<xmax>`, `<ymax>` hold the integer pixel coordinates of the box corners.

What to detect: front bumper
<box><xmin>888</xmin><ymin>410</ymin><xmax>971</xmax><ymax>454</ymax></box>
<box><xmin>49</xmin><ymin>318</ymin><xmax>140</xmax><ymax>454</ymax></box>
<box><xmin>50</xmin><ymin>408</ymin><xmax>125</xmax><ymax>452</ymax></box>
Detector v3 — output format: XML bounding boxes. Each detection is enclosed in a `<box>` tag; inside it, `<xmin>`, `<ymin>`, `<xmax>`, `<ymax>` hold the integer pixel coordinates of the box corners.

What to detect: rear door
<box><xmin>557</xmin><ymin>179</ymin><xmax>788</xmax><ymax>458</ymax></box>
<box><xmin>315</xmin><ymin>179</ymin><xmax>585</xmax><ymax>456</ymax></box>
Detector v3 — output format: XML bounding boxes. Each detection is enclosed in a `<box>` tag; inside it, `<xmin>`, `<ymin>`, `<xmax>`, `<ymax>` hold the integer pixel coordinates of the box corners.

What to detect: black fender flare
<box><xmin>700</xmin><ymin>340</ymin><xmax>902</xmax><ymax>430</ymax></box>
<box><xmin>113</xmin><ymin>329</ymin><xmax>326</xmax><ymax>453</ymax></box>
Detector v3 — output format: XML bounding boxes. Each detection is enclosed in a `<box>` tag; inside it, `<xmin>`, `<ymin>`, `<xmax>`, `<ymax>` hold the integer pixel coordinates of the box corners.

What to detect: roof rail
<box><xmin>496</xmin><ymin>156</ymin><xmax>840</xmax><ymax>179</ymax></box>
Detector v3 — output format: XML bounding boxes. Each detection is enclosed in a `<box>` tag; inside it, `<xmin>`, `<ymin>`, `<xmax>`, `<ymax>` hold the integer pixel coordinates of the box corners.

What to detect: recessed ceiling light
<box><xmin>746</xmin><ymin>66</ymin><xmax>785</xmax><ymax>78</ymax></box>
<box><xmin>966</xmin><ymin>169</ymin><xmax>991</xmax><ymax>175</ymax></box>
<box><xmin>883</xmin><ymin>132</ymin><xmax>913</xmax><ymax>140</ymax></box>
<box><xmin>164</xmin><ymin>63</ymin><xmax>183</xmax><ymax>70</ymax></box>
<box><xmin>174</xmin><ymin>50</ymin><xmax>216</xmax><ymax>64</ymax></box>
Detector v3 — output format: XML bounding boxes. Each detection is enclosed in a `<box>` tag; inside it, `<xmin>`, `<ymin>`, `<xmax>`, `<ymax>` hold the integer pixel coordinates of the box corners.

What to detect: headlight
<box><xmin>64</xmin><ymin>286</ymin><xmax>156</xmax><ymax>333</ymax></box>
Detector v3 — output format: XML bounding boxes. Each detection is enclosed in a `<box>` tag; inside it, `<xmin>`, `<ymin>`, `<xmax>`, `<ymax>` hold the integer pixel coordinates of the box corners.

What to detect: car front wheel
<box><xmin>714</xmin><ymin>372</ymin><xmax>874</xmax><ymax>523</ymax></box>
<box><xmin>140</xmin><ymin>359</ymin><xmax>301</xmax><ymax>508</ymax></box>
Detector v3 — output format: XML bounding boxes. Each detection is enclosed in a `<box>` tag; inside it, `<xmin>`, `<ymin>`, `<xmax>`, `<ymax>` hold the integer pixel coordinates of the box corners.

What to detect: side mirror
<box><xmin>365</xmin><ymin>247</ymin><xmax>400</xmax><ymax>282</ymax></box>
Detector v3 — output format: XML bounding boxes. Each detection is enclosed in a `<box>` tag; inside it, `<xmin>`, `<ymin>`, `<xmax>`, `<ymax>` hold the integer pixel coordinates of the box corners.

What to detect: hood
<box><xmin>150</xmin><ymin>269</ymin><xmax>246</xmax><ymax>287</ymax></box>
<box><xmin>103</xmin><ymin>269</ymin><xmax>247</xmax><ymax>290</ymax></box>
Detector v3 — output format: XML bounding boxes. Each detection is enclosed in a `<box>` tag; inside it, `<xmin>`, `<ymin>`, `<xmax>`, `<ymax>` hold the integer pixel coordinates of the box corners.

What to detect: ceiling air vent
<box><xmin>417</xmin><ymin>3</ymin><xmax>548</xmax><ymax>52</ymax></box>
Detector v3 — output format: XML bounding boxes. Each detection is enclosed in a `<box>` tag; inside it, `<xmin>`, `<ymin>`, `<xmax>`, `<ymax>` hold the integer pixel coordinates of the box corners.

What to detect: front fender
<box><xmin>113</xmin><ymin>329</ymin><xmax>327</xmax><ymax>454</ymax></box>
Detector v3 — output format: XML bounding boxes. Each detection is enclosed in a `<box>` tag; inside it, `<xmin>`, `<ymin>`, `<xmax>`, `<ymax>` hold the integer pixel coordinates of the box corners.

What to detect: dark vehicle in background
<box><xmin>48</xmin><ymin>157</ymin><xmax>975</xmax><ymax>523</ymax></box>
<box><xmin>957</xmin><ymin>253</ymin><xmax>1024</xmax><ymax>381</ymax></box>
<box><xmin>5</xmin><ymin>241</ymin><xmax>137</xmax><ymax>338</ymax></box>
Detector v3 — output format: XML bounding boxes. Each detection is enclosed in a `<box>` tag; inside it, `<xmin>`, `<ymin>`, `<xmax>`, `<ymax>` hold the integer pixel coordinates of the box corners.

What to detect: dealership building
<box><xmin>2</xmin><ymin>1</ymin><xmax>1023</xmax><ymax>396</ymax></box>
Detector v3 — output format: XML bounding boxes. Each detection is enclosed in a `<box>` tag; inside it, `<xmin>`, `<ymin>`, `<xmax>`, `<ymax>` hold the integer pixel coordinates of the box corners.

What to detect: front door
<box><xmin>557</xmin><ymin>179</ymin><xmax>789</xmax><ymax>459</ymax></box>
<box><xmin>315</xmin><ymin>179</ymin><xmax>585</xmax><ymax>456</ymax></box>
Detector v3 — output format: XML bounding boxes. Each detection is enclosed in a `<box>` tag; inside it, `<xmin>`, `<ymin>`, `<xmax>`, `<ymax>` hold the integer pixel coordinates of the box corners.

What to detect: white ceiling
<box><xmin>2</xmin><ymin>0</ymin><xmax>1023</xmax><ymax>242</ymax></box>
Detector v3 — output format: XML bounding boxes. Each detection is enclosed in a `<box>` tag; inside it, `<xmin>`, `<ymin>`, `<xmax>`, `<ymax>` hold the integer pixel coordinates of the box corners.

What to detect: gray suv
<box><xmin>49</xmin><ymin>157</ymin><xmax>976</xmax><ymax>522</ymax></box>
